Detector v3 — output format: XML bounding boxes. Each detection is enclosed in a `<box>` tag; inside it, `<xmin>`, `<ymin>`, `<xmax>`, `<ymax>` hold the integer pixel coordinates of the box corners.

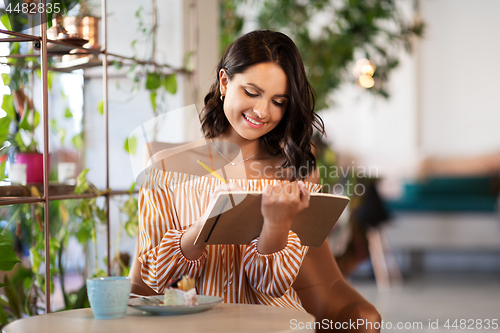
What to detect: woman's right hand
<box><xmin>258</xmin><ymin>181</ymin><xmax>310</xmax><ymax>254</ymax></box>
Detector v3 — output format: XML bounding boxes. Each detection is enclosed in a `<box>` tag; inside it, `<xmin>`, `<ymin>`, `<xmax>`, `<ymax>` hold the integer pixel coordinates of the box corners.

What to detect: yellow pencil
<box><xmin>197</xmin><ymin>160</ymin><xmax>228</xmax><ymax>183</ymax></box>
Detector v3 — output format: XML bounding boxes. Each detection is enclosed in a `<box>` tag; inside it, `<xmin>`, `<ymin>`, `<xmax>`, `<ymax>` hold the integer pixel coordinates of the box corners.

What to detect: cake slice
<box><xmin>163</xmin><ymin>276</ymin><xmax>198</xmax><ymax>306</ymax></box>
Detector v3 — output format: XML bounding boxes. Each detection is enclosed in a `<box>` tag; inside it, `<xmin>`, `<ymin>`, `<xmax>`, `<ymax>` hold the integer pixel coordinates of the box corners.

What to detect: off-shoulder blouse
<box><xmin>138</xmin><ymin>168</ymin><xmax>322</xmax><ymax>311</ymax></box>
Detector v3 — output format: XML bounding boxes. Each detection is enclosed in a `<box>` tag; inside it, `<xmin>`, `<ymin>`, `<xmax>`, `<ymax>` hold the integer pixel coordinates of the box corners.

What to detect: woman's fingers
<box><xmin>261</xmin><ymin>180</ymin><xmax>311</xmax><ymax>228</ymax></box>
<box><xmin>263</xmin><ymin>184</ymin><xmax>273</xmax><ymax>196</ymax></box>
<box><xmin>282</xmin><ymin>181</ymin><xmax>297</xmax><ymax>197</ymax></box>
<box><xmin>297</xmin><ymin>180</ymin><xmax>310</xmax><ymax>208</ymax></box>
<box><xmin>263</xmin><ymin>181</ymin><xmax>308</xmax><ymax>206</ymax></box>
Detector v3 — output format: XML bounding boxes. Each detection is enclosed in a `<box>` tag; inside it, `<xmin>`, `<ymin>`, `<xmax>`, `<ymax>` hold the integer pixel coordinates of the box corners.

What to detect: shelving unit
<box><xmin>0</xmin><ymin>0</ymin><xmax>191</xmax><ymax>314</ymax></box>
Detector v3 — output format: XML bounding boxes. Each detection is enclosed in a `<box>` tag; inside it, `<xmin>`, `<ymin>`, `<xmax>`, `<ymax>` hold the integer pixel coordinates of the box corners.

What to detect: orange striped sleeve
<box><xmin>137</xmin><ymin>174</ymin><xmax>208</xmax><ymax>294</ymax></box>
<box><xmin>243</xmin><ymin>230</ymin><xmax>307</xmax><ymax>298</ymax></box>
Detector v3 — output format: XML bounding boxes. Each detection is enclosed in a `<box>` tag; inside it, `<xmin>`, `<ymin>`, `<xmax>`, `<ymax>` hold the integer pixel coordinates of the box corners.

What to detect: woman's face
<box><xmin>220</xmin><ymin>62</ymin><xmax>289</xmax><ymax>142</ymax></box>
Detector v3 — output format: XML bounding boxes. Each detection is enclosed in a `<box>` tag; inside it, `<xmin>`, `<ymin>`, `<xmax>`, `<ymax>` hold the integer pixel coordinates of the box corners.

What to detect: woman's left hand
<box><xmin>258</xmin><ymin>181</ymin><xmax>310</xmax><ymax>254</ymax></box>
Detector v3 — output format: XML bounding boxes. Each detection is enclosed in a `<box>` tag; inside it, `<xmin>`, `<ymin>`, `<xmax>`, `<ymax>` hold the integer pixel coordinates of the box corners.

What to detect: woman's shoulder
<box><xmin>148</xmin><ymin>138</ymin><xmax>207</xmax><ymax>168</ymax></box>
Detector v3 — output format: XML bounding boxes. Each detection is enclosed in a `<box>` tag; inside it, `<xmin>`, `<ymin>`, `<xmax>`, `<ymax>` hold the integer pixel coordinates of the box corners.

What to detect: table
<box><xmin>2</xmin><ymin>303</ymin><xmax>315</xmax><ymax>333</ymax></box>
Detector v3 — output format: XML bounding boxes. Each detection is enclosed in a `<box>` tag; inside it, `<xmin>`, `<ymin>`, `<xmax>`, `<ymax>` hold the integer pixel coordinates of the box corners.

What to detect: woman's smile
<box><xmin>242</xmin><ymin>113</ymin><xmax>265</xmax><ymax>128</ymax></box>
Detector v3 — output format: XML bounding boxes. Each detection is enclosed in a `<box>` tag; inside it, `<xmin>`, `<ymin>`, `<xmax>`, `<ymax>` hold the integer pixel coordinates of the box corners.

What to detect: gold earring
<box><xmin>220</xmin><ymin>95</ymin><xmax>225</xmax><ymax>102</ymax></box>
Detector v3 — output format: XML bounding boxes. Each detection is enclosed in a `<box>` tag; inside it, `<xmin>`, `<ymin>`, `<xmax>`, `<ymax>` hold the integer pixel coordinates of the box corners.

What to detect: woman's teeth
<box><xmin>243</xmin><ymin>114</ymin><xmax>264</xmax><ymax>125</ymax></box>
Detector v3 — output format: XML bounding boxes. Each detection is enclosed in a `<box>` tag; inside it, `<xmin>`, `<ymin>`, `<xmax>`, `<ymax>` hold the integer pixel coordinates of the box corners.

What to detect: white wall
<box><xmin>420</xmin><ymin>0</ymin><xmax>500</xmax><ymax>157</ymax></box>
<box><xmin>183</xmin><ymin>0</ymin><xmax>219</xmax><ymax>141</ymax></box>
<box><xmin>321</xmin><ymin>0</ymin><xmax>500</xmax><ymax>189</ymax></box>
<box><xmin>84</xmin><ymin>0</ymin><xmax>188</xmax><ymax>190</ymax></box>
<box><xmin>321</xmin><ymin>1</ymin><xmax>419</xmax><ymax>186</ymax></box>
<box><xmin>80</xmin><ymin>0</ymin><xmax>218</xmax><ymax>273</ymax></box>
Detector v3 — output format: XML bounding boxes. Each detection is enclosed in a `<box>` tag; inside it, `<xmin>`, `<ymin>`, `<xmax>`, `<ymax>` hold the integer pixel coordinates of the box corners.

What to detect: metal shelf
<box><xmin>0</xmin><ymin>183</ymin><xmax>138</xmax><ymax>206</ymax></box>
<box><xmin>0</xmin><ymin>0</ymin><xmax>191</xmax><ymax>315</ymax></box>
<box><xmin>0</xmin><ymin>197</ymin><xmax>46</xmax><ymax>205</ymax></box>
<box><xmin>0</xmin><ymin>3</ymin><xmax>110</xmax><ymax>314</ymax></box>
<box><xmin>0</xmin><ymin>30</ymin><xmax>188</xmax><ymax>74</ymax></box>
<box><xmin>0</xmin><ymin>29</ymin><xmax>41</xmax><ymax>41</ymax></box>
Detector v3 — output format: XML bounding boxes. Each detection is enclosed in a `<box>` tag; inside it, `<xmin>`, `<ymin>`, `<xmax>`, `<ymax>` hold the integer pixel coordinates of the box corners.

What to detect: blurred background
<box><xmin>1</xmin><ymin>0</ymin><xmax>499</xmax><ymax>331</ymax></box>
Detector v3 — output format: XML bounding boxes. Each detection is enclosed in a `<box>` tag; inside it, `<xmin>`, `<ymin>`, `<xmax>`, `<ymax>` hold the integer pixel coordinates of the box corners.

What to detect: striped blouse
<box><xmin>138</xmin><ymin>168</ymin><xmax>322</xmax><ymax>311</ymax></box>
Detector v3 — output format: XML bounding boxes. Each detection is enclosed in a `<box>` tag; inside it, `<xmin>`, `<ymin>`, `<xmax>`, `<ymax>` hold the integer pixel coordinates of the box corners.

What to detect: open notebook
<box><xmin>194</xmin><ymin>191</ymin><xmax>350</xmax><ymax>247</ymax></box>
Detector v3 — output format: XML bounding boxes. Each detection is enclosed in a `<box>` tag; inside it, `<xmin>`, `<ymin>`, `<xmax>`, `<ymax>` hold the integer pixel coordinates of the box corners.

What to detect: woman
<box><xmin>137</xmin><ymin>30</ymin><xmax>324</xmax><ymax>310</ymax></box>
<box><xmin>138</xmin><ymin>30</ymin><xmax>326</xmax><ymax>312</ymax></box>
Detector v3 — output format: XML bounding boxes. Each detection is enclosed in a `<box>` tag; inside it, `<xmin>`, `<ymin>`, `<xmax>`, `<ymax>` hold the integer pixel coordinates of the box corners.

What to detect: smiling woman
<box><xmin>135</xmin><ymin>30</ymin><xmax>380</xmax><ymax>332</ymax></box>
<box><xmin>201</xmin><ymin>30</ymin><xmax>324</xmax><ymax>179</ymax></box>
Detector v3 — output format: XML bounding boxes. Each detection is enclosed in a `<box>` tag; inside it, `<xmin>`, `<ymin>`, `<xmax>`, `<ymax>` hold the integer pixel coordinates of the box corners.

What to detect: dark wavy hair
<box><xmin>200</xmin><ymin>30</ymin><xmax>325</xmax><ymax>181</ymax></box>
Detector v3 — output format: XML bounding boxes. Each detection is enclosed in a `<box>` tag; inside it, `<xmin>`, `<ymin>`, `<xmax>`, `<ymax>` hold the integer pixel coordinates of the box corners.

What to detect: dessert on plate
<box><xmin>164</xmin><ymin>276</ymin><xmax>198</xmax><ymax>306</ymax></box>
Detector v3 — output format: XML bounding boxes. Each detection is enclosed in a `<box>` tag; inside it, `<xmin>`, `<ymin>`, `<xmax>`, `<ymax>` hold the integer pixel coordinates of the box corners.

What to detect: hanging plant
<box><xmin>106</xmin><ymin>2</ymin><xmax>179</xmax><ymax>124</ymax></box>
<box><xmin>220</xmin><ymin>0</ymin><xmax>424</xmax><ymax>110</ymax></box>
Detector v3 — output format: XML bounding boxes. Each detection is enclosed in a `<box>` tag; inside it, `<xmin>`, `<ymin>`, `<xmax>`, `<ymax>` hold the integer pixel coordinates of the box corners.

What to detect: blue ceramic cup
<box><xmin>86</xmin><ymin>276</ymin><xmax>131</xmax><ymax>319</ymax></box>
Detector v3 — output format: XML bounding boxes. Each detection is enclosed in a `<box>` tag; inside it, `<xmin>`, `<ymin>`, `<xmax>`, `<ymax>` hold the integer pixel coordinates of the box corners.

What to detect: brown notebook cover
<box><xmin>194</xmin><ymin>191</ymin><xmax>350</xmax><ymax>247</ymax></box>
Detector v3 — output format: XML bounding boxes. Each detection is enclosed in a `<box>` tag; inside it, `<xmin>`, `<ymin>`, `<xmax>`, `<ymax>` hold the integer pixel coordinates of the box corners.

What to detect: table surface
<box><xmin>2</xmin><ymin>303</ymin><xmax>315</xmax><ymax>333</ymax></box>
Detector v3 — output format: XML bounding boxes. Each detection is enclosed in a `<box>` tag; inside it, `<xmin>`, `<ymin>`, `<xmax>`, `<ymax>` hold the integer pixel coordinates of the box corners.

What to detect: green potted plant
<box><xmin>0</xmin><ymin>0</ymin><xmax>81</xmax><ymax>184</ymax></box>
<box><xmin>14</xmin><ymin>88</ymin><xmax>45</xmax><ymax>184</ymax></box>
<box><xmin>0</xmin><ymin>96</ymin><xmax>14</xmax><ymax>181</ymax></box>
<box><xmin>0</xmin><ymin>2</ymin><xmax>45</xmax><ymax>184</ymax></box>
<box><xmin>0</xmin><ymin>232</ymin><xmax>22</xmax><ymax>327</ymax></box>
<box><xmin>2</xmin><ymin>70</ymin><xmax>45</xmax><ymax>184</ymax></box>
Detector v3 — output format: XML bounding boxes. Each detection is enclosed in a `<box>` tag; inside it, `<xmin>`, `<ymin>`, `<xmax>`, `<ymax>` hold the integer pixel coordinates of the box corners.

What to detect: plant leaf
<box><xmin>1</xmin><ymin>94</ymin><xmax>15</xmax><ymax>120</ymax></box>
<box><xmin>2</xmin><ymin>276</ymin><xmax>21</xmax><ymax>319</ymax></box>
<box><xmin>50</xmin><ymin>119</ymin><xmax>58</xmax><ymax>130</ymax></box>
<box><xmin>71</xmin><ymin>284</ymin><xmax>90</xmax><ymax>309</ymax></box>
<box><xmin>0</xmin><ymin>160</ymin><xmax>6</xmax><ymax>181</ymax></box>
<box><xmin>0</xmin><ymin>117</ymin><xmax>11</xmax><ymax>144</ymax></box>
<box><xmin>112</xmin><ymin>60</ymin><xmax>122</xmax><ymax>70</ymax></box>
<box><xmin>33</xmin><ymin>110</ymin><xmax>40</xmax><ymax>129</ymax></box>
<box><xmin>58</xmin><ymin>128</ymin><xmax>66</xmax><ymax>144</ymax></box>
<box><xmin>97</xmin><ymin>100</ymin><xmax>104</xmax><ymax>115</ymax></box>
<box><xmin>0</xmin><ymin>244</ymin><xmax>21</xmax><ymax>271</ymax></box>
<box><xmin>1</xmin><ymin>73</ymin><xmax>10</xmax><ymax>86</ymax></box>
<box><xmin>0</xmin><ymin>14</ymin><xmax>12</xmax><ymax>31</ymax></box>
<box><xmin>0</xmin><ymin>234</ymin><xmax>13</xmax><ymax>245</ymax></box>
<box><xmin>30</xmin><ymin>185</ymin><xmax>41</xmax><ymax>197</ymax></box>
<box><xmin>74</xmin><ymin>169</ymin><xmax>90</xmax><ymax>195</ymax></box>
<box><xmin>47</xmin><ymin>70</ymin><xmax>53</xmax><ymax>92</ymax></box>
<box><xmin>14</xmin><ymin>132</ymin><xmax>27</xmax><ymax>152</ymax></box>
<box><xmin>74</xmin><ymin>227</ymin><xmax>90</xmax><ymax>245</ymax></box>
<box><xmin>72</xmin><ymin>133</ymin><xmax>83</xmax><ymax>150</ymax></box>
<box><xmin>124</xmin><ymin>135</ymin><xmax>137</xmax><ymax>155</ymax></box>
<box><xmin>162</xmin><ymin>74</ymin><xmax>177</xmax><ymax>94</ymax></box>
<box><xmin>149</xmin><ymin>91</ymin><xmax>157</xmax><ymax>112</ymax></box>
<box><xmin>0</xmin><ymin>300</ymin><xmax>7</xmax><ymax>325</ymax></box>
<box><xmin>125</xmin><ymin>220</ymin><xmax>139</xmax><ymax>237</ymax></box>
<box><xmin>59</xmin><ymin>202</ymin><xmax>69</xmax><ymax>225</ymax></box>
<box><xmin>64</xmin><ymin>108</ymin><xmax>73</xmax><ymax>118</ymax></box>
<box><xmin>145</xmin><ymin>72</ymin><xmax>161</xmax><ymax>90</ymax></box>
<box><xmin>18</xmin><ymin>110</ymin><xmax>31</xmax><ymax>131</ymax></box>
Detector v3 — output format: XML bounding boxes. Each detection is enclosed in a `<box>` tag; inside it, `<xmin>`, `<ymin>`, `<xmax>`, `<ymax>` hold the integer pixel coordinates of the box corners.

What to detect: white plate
<box><xmin>128</xmin><ymin>295</ymin><xmax>223</xmax><ymax>315</ymax></box>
